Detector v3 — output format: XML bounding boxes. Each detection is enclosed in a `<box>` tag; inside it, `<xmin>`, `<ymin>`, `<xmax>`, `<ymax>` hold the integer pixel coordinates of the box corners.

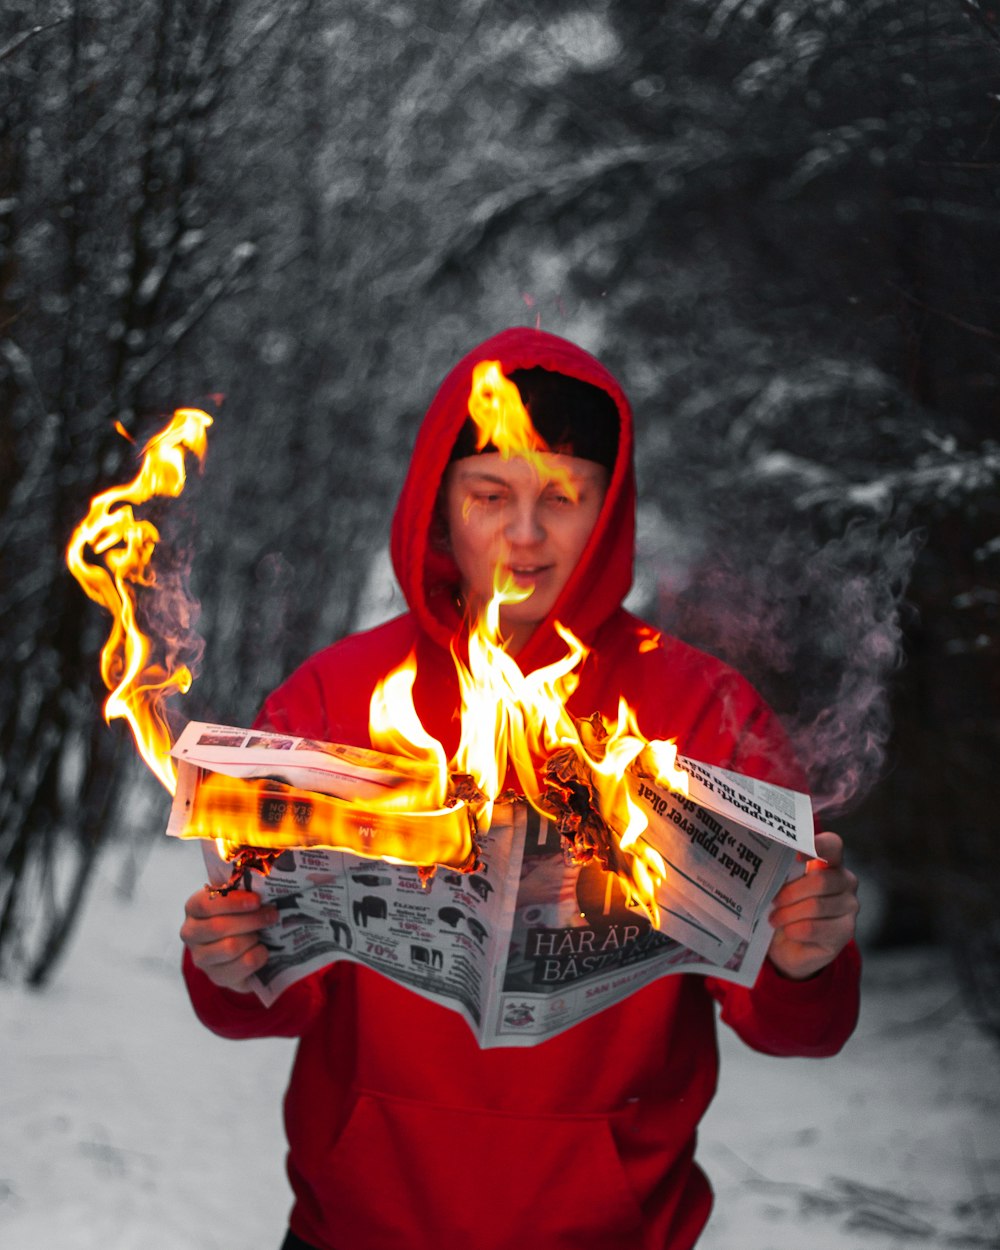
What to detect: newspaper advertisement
<box><xmin>170</xmin><ymin>722</ymin><xmax>813</xmax><ymax>1048</ymax></box>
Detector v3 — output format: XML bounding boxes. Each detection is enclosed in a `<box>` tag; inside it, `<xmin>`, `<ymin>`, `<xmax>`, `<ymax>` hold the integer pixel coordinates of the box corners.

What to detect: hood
<box><xmin>390</xmin><ymin>327</ymin><xmax>635</xmax><ymax>672</ymax></box>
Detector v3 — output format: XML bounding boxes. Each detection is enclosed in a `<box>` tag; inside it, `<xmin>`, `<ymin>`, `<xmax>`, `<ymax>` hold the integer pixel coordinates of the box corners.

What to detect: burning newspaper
<box><xmin>168</xmin><ymin>722</ymin><xmax>479</xmax><ymax>870</ymax></box>
<box><xmin>168</xmin><ymin>722</ymin><xmax>815</xmax><ymax>1047</ymax></box>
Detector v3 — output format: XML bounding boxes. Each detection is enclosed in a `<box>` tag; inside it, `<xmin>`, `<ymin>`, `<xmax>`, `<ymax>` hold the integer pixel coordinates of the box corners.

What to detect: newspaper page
<box><xmin>200</xmin><ymin>806</ymin><xmax>526</xmax><ymax>1032</ymax></box>
<box><xmin>631</xmin><ymin>774</ymin><xmax>800</xmax><ymax>964</ymax></box>
<box><xmin>170</xmin><ymin>723</ymin><xmax>815</xmax><ymax>1048</ymax></box>
<box><xmin>168</xmin><ymin>721</ymin><xmax>474</xmax><ymax>868</ymax></box>
<box><xmin>169</xmin><ymin>720</ymin><xmax>442</xmax><ymax>805</ymax></box>
<box><xmin>677</xmin><ymin>756</ymin><xmax>816</xmax><ymax>856</ymax></box>
<box><xmin>479</xmin><ymin>806</ymin><xmax>791</xmax><ymax>1047</ymax></box>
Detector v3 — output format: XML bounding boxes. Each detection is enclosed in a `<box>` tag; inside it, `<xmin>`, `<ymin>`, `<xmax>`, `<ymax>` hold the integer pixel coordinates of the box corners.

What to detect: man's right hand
<box><xmin>180</xmin><ymin>887</ymin><xmax>279</xmax><ymax>993</ymax></box>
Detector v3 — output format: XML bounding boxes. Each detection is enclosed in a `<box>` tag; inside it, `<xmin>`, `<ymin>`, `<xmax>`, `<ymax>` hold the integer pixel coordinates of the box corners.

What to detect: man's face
<box><xmin>444</xmin><ymin>452</ymin><xmax>609</xmax><ymax>652</ymax></box>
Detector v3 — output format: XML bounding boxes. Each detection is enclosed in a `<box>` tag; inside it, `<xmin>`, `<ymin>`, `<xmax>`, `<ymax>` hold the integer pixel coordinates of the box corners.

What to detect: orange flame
<box><xmin>181</xmin><ymin>772</ymin><xmax>474</xmax><ymax>868</ymax></box>
<box><xmin>375</xmin><ymin>364</ymin><xmax>690</xmax><ymax>912</ymax></box>
<box><xmin>66</xmin><ymin>408</ymin><xmax>212</xmax><ymax>794</ymax></box>
<box><xmin>369</xmin><ymin>576</ymin><xmax>688</xmax><ymax>921</ymax></box>
<box><xmin>367</xmin><ymin>360</ymin><xmax>689</xmax><ymax>917</ymax></box>
<box><xmin>368</xmin><ymin>660</ymin><xmax>450</xmax><ymax>810</ymax></box>
<box><xmin>467</xmin><ymin>360</ymin><xmax>578</xmax><ymax>503</ymax></box>
<box><xmin>71</xmin><ymin>373</ymin><xmax>686</xmax><ymax>915</ymax></box>
<box><xmin>468</xmin><ymin>360</ymin><xmax>548</xmax><ymax>456</ymax></box>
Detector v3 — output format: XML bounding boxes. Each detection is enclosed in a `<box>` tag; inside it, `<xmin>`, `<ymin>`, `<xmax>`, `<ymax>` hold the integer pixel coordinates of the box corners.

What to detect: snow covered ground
<box><xmin>2</xmin><ymin>837</ymin><xmax>998</xmax><ymax>1250</ymax></box>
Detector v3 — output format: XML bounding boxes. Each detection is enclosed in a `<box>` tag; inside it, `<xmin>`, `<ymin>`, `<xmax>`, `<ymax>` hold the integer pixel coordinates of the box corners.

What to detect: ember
<box><xmin>543</xmin><ymin>741</ymin><xmax>630</xmax><ymax>878</ymax></box>
<box><xmin>210</xmin><ymin>846</ymin><xmax>285</xmax><ymax>896</ymax></box>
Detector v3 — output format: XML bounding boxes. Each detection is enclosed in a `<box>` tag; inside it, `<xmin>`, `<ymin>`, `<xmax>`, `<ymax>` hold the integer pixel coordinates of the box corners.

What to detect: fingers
<box><xmin>183</xmin><ymin>887</ymin><xmax>272</xmax><ymax>930</ymax></box>
<box><xmin>184</xmin><ymin>886</ymin><xmax>262</xmax><ymax>919</ymax></box>
<box><xmin>767</xmin><ymin>830</ymin><xmax>860</xmax><ymax>980</ymax></box>
<box><xmin>181</xmin><ymin>887</ymin><xmax>279</xmax><ymax>993</ymax></box>
<box><xmin>810</xmin><ymin>830</ymin><xmax>844</xmax><ymax>870</ymax></box>
<box><xmin>770</xmin><ymin>884</ymin><xmax>858</xmax><ymax>930</ymax></box>
<box><xmin>770</xmin><ymin>901</ymin><xmax>858</xmax><ymax>950</ymax></box>
<box><xmin>772</xmin><ymin>831</ymin><xmax>855</xmax><ymax>907</ymax></box>
<box><xmin>770</xmin><ymin>861</ymin><xmax>859</xmax><ymax>923</ymax></box>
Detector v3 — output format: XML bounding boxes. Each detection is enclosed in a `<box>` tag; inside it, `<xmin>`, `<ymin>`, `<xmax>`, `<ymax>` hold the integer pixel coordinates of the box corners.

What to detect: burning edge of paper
<box><xmin>165</xmin><ymin>725</ymin><xmax>488</xmax><ymax>892</ymax></box>
<box><xmin>201</xmin><ymin>770</ymin><xmax>474</xmax><ymax>851</ymax></box>
<box><xmin>165</xmin><ymin>720</ymin><xmax>691</xmax><ymax>916</ymax></box>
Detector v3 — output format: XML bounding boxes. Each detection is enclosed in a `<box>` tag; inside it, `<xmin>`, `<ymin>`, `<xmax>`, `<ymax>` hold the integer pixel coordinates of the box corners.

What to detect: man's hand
<box><xmin>180</xmin><ymin>887</ymin><xmax>279</xmax><ymax>993</ymax></box>
<box><xmin>767</xmin><ymin>831</ymin><xmax>859</xmax><ymax>981</ymax></box>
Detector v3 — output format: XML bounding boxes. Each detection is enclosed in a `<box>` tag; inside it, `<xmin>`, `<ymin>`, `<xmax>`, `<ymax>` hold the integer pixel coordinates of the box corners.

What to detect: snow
<box><xmin>2</xmin><ymin>838</ymin><xmax>998</xmax><ymax>1250</ymax></box>
<box><xmin>700</xmin><ymin>954</ymin><xmax>1000</xmax><ymax>1248</ymax></box>
<box><xmin>0</xmin><ymin>840</ymin><xmax>293</xmax><ymax>1250</ymax></box>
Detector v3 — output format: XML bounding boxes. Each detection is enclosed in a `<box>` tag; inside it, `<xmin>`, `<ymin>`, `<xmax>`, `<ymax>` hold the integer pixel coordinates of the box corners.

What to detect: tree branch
<box><xmin>0</xmin><ymin>17</ymin><xmax>67</xmax><ymax>64</ymax></box>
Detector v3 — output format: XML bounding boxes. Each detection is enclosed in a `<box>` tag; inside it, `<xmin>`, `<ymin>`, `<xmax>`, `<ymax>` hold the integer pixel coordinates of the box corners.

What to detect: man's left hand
<box><xmin>767</xmin><ymin>831</ymin><xmax>859</xmax><ymax>980</ymax></box>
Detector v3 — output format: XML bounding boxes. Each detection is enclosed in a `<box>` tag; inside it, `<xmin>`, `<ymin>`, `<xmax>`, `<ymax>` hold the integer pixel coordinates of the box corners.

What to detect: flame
<box><xmin>66</xmin><ymin>408</ymin><xmax>212</xmax><ymax>794</ymax></box>
<box><xmin>468</xmin><ymin>361</ymin><xmax>547</xmax><ymax>456</ymax></box>
<box><xmin>468</xmin><ymin>360</ymin><xmax>578</xmax><ymax>503</ymax></box>
<box><xmin>368</xmin><ymin>576</ymin><xmax>689</xmax><ymax>920</ymax></box>
<box><xmin>177</xmin><ymin>771</ymin><xmax>474</xmax><ymax>868</ymax></box>
<box><xmin>365</xmin><ymin>360</ymin><xmax>690</xmax><ymax>919</ymax></box>
<box><xmin>191</xmin><ymin>718</ymin><xmax>461</xmax><ymax>867</ymax></box>
<box><xmin>70</xmin><ymin>372</ymin><xmax>687</xmax><ymax>918</ymax></box>
<box><xmin>368</xmin><ymin>658</ymin><xmax>450</xmax><ymax>810</ymax></box>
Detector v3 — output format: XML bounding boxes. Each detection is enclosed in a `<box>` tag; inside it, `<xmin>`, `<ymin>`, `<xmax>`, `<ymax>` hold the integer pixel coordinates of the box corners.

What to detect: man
<box><xmin>181</xmin><ymin>327</ymin><xmax>860</xmax><ymax>1250</ymax></box>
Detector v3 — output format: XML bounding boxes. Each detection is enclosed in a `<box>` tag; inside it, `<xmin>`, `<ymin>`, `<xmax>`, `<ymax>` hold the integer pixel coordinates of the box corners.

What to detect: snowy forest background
<box><xmin>1</xmin><ymin>0</ymin><xmax>998</xmax><ymax>1041</ymax></box>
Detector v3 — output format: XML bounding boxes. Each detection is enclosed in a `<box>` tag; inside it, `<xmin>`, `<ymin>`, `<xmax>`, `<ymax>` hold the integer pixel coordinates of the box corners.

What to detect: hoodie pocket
<box><xmin>310</xmin><ymin>1089</ymin><xmax>645</xmax><ymax>1250</ymax></box>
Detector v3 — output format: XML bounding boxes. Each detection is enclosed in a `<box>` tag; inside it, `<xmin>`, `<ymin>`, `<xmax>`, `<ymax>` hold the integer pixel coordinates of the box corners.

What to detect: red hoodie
<box><xmin>183</xmin><ymin>328</ymin><xmax>860</xmax><ymax>1250</ymax></box>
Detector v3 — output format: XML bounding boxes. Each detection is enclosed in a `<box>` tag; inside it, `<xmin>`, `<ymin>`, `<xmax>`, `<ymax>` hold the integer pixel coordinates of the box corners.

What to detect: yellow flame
<box><xmin>368</xmin><ymin>657</ymin><xmax>450</xmax><ymax>810</ymax></box>
<box><xmin>365</xmin><ymin>360</ymin><xmax>690</xmax><ymax>916</ymax></box>
<box><xmin>71</xmin><ymin>372</ymin><xmax>687</xmax><ymax>914</ymax></box>
<box><xmin>66</xmin><ymin>408</ymin><xmax>212</xmax><ymax>794</ymax></box>
<box><xmin>183</xmin><ymin>772</ymin><xmax>474</xmax><ymax>867</ymax></box>
<box><xmin>468</xmin><ymin>361</ymin><xmax>547</xmax><ymax>456</ymax></box>
<box><xmin>467</xmin><ymin>360</ymin><xmax>578</xmax><ymax>502</ymax></box>
<box><xmin>369</xmin><ymin>572</ymin><xmax>689</xmax><ymax>921</ymax></box>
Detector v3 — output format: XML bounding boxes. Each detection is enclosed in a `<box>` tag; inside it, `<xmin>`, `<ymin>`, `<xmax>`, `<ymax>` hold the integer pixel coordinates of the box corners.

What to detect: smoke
<box><xmin>135</xmin><ymin>502</ymin><xmax>206</xmax><ymax>740</ymax></box>
<box><xmin>650</xmin><ymin>513</ymin><xmax>923</xmax><ymax>816</ymax></box>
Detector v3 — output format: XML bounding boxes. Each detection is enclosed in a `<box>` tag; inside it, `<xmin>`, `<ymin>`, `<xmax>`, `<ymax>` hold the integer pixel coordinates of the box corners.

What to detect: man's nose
<box><xmin>504</xmin><ymin>501</ymin><xmax>544</xmax><ymax>545</ymax></box>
